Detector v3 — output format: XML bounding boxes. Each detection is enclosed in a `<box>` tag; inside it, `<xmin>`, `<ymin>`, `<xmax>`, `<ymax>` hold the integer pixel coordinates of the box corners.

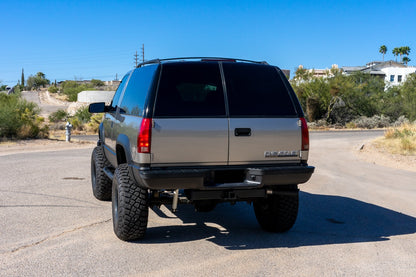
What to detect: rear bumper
<box><xmin>131</xmin><ymin>164</ymin><xmax>314</xmax><ymax>190</ymax></box>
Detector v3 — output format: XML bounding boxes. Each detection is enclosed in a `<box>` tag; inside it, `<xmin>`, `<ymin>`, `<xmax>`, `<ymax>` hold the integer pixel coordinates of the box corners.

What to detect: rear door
<box><xmin>102</xmin><ymin>72</ymin><xmax>131</xmax><ymax>164</ymax></box>
<box><xmin>222</xmin><ymin>62</ymin><xmax>302</xmax><ymax>165</ymax></box>
<box><xmin>151</xmin><ymin>62</ymin><xmax>228</xmax><ymax>166</ymax></box>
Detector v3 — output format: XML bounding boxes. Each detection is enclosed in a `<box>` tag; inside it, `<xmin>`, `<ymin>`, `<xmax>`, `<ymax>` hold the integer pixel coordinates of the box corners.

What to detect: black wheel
<box><xmin>91</xmin><ymin>146</ymin><xmax>112</xmax><ymax>201</ymax></box>
<box><xmin>253</xmin><ymin>191</ymin><xmax>299</xmax><ymax>233</ymax></box>
<box><xmin>112</xmin><ymin>164</ymin><xmax>149</xmax><ymax>241</ymax></box>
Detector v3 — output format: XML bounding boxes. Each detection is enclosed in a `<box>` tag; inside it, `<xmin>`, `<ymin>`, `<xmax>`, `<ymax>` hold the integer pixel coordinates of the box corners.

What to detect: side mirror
<box><xmin>88</xmin><ymin>102</ymin><xmax>107</xmax><ymax>113</ymax></box>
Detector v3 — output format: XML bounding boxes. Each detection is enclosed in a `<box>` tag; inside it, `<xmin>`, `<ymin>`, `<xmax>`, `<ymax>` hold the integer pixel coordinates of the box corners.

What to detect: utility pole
<box><xmin>134</xmin><ymin>50</ymin><xmax>139</xmax><ymax>67</ymax></box>
<box><xmin>141</xmin><ymin>44</ymin><xmax>145</xmax><ymax>63</ymax></box>
<box><xmin>133</xmin><ymin>44</ymin><xmax>145</xmax><ymax>67</ymax></box>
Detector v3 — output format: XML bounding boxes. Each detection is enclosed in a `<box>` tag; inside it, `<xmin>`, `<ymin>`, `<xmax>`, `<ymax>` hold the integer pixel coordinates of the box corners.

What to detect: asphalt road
<box><xmin>1</xmin><ymin>131</ymin><xmax>415</xmax><ymax>276</ymax></box>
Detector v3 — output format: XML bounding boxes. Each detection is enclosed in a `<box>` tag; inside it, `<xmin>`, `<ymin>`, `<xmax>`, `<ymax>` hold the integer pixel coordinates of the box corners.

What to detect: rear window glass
<box><xmin>154</xmin><ymin>63</ymin><xmax>226</xmax><ymax>117</ymax></box>
<box><xmin>223</xmin><ymin>63</ymin><xmax>297</xmax><ymax>117</ymax></box>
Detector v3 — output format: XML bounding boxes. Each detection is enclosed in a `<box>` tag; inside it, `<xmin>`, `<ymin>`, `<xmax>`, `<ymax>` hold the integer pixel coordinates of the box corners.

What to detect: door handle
<box><xmin>235</xmin><ymin>128</ymin><xmax>251</xmax><ymax>136</ymax></box>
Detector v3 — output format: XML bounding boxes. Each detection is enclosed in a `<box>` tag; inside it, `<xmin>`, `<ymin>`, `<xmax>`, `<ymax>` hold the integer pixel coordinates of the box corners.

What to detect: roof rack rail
<box><xmin>136</xmin><ymin>57</ymin><xmax>268</xmax><ymax>68</ymax></box>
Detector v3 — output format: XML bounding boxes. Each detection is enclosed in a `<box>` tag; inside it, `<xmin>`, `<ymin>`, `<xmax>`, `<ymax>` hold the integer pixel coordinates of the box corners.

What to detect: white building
<box><xmin>381</xmin><ymin>66</ymin><xmax>416</xmax><ymax>86</ymax></box>
<box><xmin>342</xmin><ymin>61</ymin><xmax>416</xmax><ymax>87</ymax></box>
<box><xmin>77</xmin><ymin>90</ymin><xmax>115</xmax><ymax>104</ymax></box>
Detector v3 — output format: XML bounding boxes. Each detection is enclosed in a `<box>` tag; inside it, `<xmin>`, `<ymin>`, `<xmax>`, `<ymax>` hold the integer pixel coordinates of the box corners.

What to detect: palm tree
<box><xmin>402</xmin><ymin>46</ymin><xmax>411</xmax><ymax>57</ymax></box>
<box><xmin>403</xmin><ymin>56</ymin><xmax>411</xmax><ymax>65</ymax></box>
<box><xmin>392</xmin><ymin>47</ymin><xmax>400</xmax><ymax>62</ymax></box>
<box><xmin>399</xmin><ymin>47</ymin><xmax>405</xmax><ymax>62</ymax></box>
<box><xmin>395</xmin><ymin>46</ymin><xmax>411</xmax><ymax>63</ymax></box>
<box><xmin>379</xmin><ymin>45</ymin><xmax>387</xmax><ymax>61</ymax></box>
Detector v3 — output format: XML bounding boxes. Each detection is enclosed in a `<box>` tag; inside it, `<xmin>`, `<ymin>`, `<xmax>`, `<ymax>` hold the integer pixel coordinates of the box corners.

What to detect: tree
<box><xmin>399</xmin><ymin>73</ymin><xmax>416</xmax><ymax>120</ymax></box>
<box><xmin>91</xmin><ymin>79</ymin><xmax>105</xmax><ymax>87</ymax></box>
<box><xmin>293</xmin><ymin>65</ymin><xmax>313</xmax><ymax>82</ymax></box>
<box><xmin>393</xmin><ymin>46</ymin><xmax>411</xmax><ymax>63</ymax></box>
<box><xmin>398</xmin><ymin>47</ymin><xmax>405</xmax><ymax>62</ymax></box>
<box><xmin>401</xmin><ymin>46</ymin><xmax>411</xmax><ymax>64</ymax></box>
<box><xmin>402</xmin><ymin>46</ymin><xmax>410</xmax><ymax>55</ymax></box>
<box><xmin>392</xmin><ymin>47</ymin><xmax>400</xmax><ymax>62</ymax></box>
<box><xmin>21</xmin><ymin>68</ymin><xmax>25</xmax><ymax>88</ymax></box>
<box><xmin>26</xmin><ymin>72</ymin><xmax>50</xmax><ymax>90</ymax></box>
<box><xmin>379</xmin><ymin>45</ymin><xmax>387</xmax><ymax>61</ymax></box>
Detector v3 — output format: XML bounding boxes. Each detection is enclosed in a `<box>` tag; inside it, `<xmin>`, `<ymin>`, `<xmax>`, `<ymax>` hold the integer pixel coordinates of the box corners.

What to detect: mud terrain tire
<box><xmin>91</xmin><ymin>146</ymin><xmax>112</xmax><ymax>201</ymax></box>
<box><xmin>254</xmin><ymin>191</ymin><xmax>299</xmax><ymax>232</ymax></box>
<box><xmin>112</xmin><ymin>164</ymin><xmax>149</xmax><ymax>241</ymax></box>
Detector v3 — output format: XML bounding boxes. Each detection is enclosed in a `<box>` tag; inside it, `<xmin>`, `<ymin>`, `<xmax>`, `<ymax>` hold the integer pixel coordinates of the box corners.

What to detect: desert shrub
<box><xmin>307</xmin><ymin>119</ymin><xmax>328</xmax><ymax>129</ymax></box>
<box><xmin>401</xmin><ymin>138</ymin><xmax>416</xmax><ymax>152</ymax></box>
<box><xmin>48</xmin><ymin>86</ymin><xmax>59</xmax><ymax>93</ymax></box>
<box><xmin>70</xmin><ymin>117</ymin><xmax>83</xmax><ymax>131</ymax></box>
<box><xmin>290</xmin><ymin>69</ymin><xmax>416</xmax><ymax>125</ymax></box>
<box><xmin>351</xmin><ymin>115</ymin><xmax>391</xmax><ymax>129</ymax></box>
<box><xmin>392</xmin><ymin>115</ymin><xmax>410</xmax><ymax>127</ymax></box>
<box><xmin>63</xmin><ymin>106</ymin><xmax>100</xmax><ymax>132</ymax></box>
<box><xmin>91</xmin><ymin>79</ymin><xmax>105</xmax><ymax>87</ymax></box>
<box><xmin>345</xmin><ymin>122</ymin><xmax>357</xmax><ymax>129</ymax></box>
<box><xmin>87</xmin><ymin>113</ymin><xmax>103</xmax><ymax>133</ymax></box>
<box><xmin>385</xmin><ymin>124</ymin><xmax>416</xmax><ymax>139</ymax></box>
<box><xmin>73</xmin><ymin>106</ymin><xmax>91</xmax><ymax>123</ymax></box>
<box><xmin>60</xmin><ymin>81</ymin><xmax>96</xmax><ymax>102</ymax></box>
<box><xmin>0</xmin><ymin>93</ymin><xmax>48</xmax><ymax>139</ymax></box>
<box><xmin>383</xmin><ymin>124</ymin><xmax>416</xmax><ymax>154</ymax></box>
<box><xmin>49</xmin><ymin>109</ymin><xmax>69</xmax><ymax>123</ymax></box>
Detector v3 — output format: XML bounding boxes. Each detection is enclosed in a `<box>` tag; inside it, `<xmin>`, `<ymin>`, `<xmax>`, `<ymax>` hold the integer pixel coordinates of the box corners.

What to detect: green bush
<box><xmin>60</xmin><ymin>81</ymin><xmax>96</xmax><ymax>102</ymax></box>
<box><xmin>0</xmin><ymin>93</ymin><xmax>48</xmax><ymax>139</ymax></box>
<box><xmin>49</xmin><ymin>109</ymin><xmax>68</xmax><ymax>122</ymax></box>
<box><xmin>74</xmin><ymin>106</ymin><xmax>91</xmax><ymax>123</ymax></box>
<box><xmin>70</xmin><ymin>117</ymin><xmax>83</xmax><ymax>131</ymax></box>
<box><xmin>351</xmin><ymin>115</ymin><xmax>391</xmax><ymax>129</ymax></box>
<box><xmin>91</xmin><ymin>79</ymin><xmax>105</xmax><ymax>87</ymax></box>
<box><xmin>291</xmin><ymin>70</ymin><xmax>416</xmax><ymax>125</ymax></box>
<box><xmin>68</xmin><ymin>106</ymin><xmax>93</xmax><ymax>131</ymax></box>
<box><xmin>48</xmin><ymin>86</ymin><xmax>59</xmax><ymax>93</ymax></box>
<box><xmin>87</xmin><ymin>114</ymin><xmax>103</xmax><ymax>133</ymax></box>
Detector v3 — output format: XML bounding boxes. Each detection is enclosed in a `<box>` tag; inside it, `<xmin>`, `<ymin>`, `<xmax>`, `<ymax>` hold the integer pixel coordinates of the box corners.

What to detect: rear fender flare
<box><xmin>98</xmin><ymin>122</ymin><xmax>105</xmax><ymax>143</ymax></box>
<box><xmin>116</xmin><ymin>134</ymin><xmax>133</xmax><ymax>165</ymax></box>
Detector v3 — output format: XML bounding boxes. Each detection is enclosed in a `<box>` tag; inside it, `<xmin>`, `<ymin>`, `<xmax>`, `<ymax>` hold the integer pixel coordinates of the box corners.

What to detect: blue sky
<box><xmin>1</xmin><ymin>0</ymin><xmax>415</xmax><ymax>87</ymax></box>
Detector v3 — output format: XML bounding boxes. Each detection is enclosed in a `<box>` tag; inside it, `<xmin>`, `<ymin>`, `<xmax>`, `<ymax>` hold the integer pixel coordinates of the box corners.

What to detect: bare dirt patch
<box><xmin>0</xmin><ymin>139</ymin><xmax>95</xmax><ymax>156</ymax></box>
<box><xmin>357</xmin><ymin>139</ymin><xmax>416</xmax><ymax>172</ymax></box>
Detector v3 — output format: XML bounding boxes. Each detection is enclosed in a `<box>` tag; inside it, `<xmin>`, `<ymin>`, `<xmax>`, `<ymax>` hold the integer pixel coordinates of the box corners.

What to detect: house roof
<box><xmin>370</xmin><ymin>60</ymin><xmax>406</xmax><ymax>69</ymax></box>
<box><xmin>368</xmin><ymin>70</ymin><xmax>386</xmax><ymax>75</ymax></box>
<box><xmin>341</xmin><ymin>66</ymin><xmax>366</xmax><ymax>72</ymax></box>
<box><xmin>341</xmin><ymin>60</ymin><xmax>407</xmax><ymax>75</ymax></box>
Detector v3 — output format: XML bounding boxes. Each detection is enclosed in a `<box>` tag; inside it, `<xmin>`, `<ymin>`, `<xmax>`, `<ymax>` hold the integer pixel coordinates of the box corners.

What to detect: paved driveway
<box><xmin>1</xmin><ymin>131</ymin><xmax>415</xmax><ymax>276</ymax></box>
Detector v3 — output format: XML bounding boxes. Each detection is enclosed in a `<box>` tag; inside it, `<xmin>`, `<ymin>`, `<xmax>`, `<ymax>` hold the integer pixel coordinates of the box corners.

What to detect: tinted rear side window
<box><xmin>223</xmin><ymin>63</ymin><xmax>297</xmax><ymax>117</ymax></box>
<box><xmin>154</xmin><ymin>62</ymin><xmax>226</xmax><ymax>117</ymax></box>
<box><xmin>119</xmin><ymin>64</ymin><xmax>158</xmax><ymax>116</ymax></box>
<box><xmin>111</xmin><ymin>73</ymin><xmax>131</xmax><ymax>110</ymax></box>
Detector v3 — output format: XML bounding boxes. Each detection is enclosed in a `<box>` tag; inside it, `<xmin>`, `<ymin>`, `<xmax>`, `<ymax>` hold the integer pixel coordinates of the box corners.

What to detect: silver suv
<box><xmin>89</xmin><ymin>58</ymin><xmax>314</xmax><ymax>241</ymax></box>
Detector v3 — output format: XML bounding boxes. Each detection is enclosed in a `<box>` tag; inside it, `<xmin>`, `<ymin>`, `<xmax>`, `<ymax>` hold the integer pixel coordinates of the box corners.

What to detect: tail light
<box><xmin>300</xmin><ymin>117</ymin><xmax>309</xmax><ymax>151</ymax></box>
<box><xmin>138</xmin><ymin>118</ymin><xmax>152</xmax><ymax>153</ymax></box>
